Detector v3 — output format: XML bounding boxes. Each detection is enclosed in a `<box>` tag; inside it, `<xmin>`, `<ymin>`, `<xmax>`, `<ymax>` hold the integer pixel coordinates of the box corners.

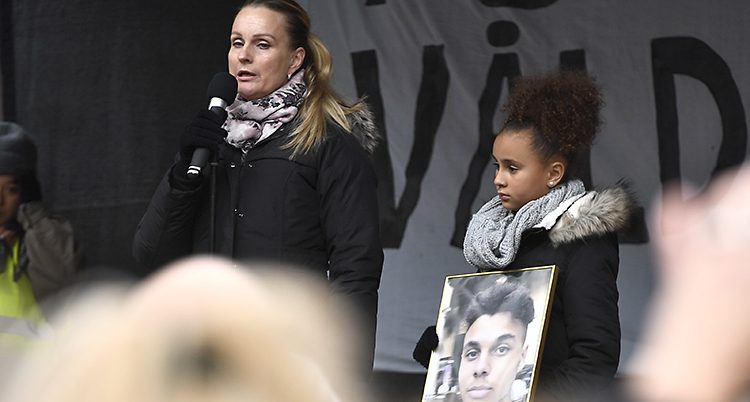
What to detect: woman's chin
<box><xmin>238</xmin><ymin>91</ymin><xmax>257</xmax><ymax>101</ymax></box>
<box><xmin>237</xmin><ymin>86</ymin><xmax>265</xmax><ymax>101</ymax></box>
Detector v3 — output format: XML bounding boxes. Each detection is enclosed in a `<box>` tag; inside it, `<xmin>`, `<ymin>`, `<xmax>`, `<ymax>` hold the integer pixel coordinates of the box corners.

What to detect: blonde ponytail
<box><xmin>285</xmin><ymin>33</ymin><xmax>365</xmax><ymax>157</ymax></box>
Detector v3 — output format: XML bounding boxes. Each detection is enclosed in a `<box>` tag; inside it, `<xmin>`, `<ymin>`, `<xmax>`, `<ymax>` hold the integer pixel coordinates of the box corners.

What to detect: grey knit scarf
<box><xmin>463</xmin><ymin>179</ymin><xmax>586</xmax><ymax>271</ymax></box>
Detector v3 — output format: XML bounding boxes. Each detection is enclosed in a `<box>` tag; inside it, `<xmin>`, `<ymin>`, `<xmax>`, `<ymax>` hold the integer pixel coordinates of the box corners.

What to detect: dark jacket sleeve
<box><xmin>539</xmin><ymin>234</ymin><xmax>621</xmax><ymax>401</ymax></box>
<box><xmin>132</xmin><ymin>163</ymin><xmax>207</xmax><ymax>272</ymax></box>
<box><xmin>317</xmin><ymin>131</ymin><xmax>383</xmax><ymax>371</ymax></box>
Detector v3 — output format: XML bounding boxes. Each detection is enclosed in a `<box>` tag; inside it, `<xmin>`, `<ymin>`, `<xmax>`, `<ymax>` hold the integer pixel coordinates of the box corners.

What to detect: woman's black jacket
<box><xmin>133</xmin><ymin>117</ymin><xmax>383</xmax><ymax>369</ymax></box>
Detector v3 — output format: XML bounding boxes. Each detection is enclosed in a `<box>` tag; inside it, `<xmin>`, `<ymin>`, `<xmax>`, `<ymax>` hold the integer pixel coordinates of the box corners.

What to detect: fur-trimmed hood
<box><xmin>539</xmin><ymin>186</ymin><xmax>634</xmax><ymax>247</ymax></box>
<box><xmin>345</xmin><ymin>106</ymin><xmax>380</xmax><ymax>155</ymax></box>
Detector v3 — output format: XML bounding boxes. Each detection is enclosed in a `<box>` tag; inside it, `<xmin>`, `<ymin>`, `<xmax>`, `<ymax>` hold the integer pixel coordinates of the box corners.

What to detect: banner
<box><xmin>309</xmin><ymin>0</ymin><xmax>749</xmax><ymax>372</ymax></box>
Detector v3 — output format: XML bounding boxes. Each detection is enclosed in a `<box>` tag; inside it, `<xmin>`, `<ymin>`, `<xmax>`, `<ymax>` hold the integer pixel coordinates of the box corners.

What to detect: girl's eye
<box><xmin>508</xmin><ymin>165</ymin><xmax>519</xmax><ymax>172</ymax></box>
<box><xmin>492</xmin><ymin>162</ymin><xmax>499</xmax><ymax>170</ymax></box>
<box><xmin>232</xmin><ymin>39</ymin><xmax>243</xmax><ymax>48</ymax></box>
<box><xmin>257</xmin><ymin>42</ymin><xmax>270</xmax><ymax>49</ymax></box>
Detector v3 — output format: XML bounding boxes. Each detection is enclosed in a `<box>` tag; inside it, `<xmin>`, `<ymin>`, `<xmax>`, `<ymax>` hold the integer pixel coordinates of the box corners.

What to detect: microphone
<box><xmin>186</xmin><ymin>72</ymin><xmax>238</xmax><ymax>178</ymax></box>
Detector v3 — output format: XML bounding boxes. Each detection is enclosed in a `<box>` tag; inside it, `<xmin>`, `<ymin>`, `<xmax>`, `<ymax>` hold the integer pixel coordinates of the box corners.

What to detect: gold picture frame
<box><xmin>421</xmin><ymin>265</ymin><xmax>558</xmax><ymax>402</ymax></box>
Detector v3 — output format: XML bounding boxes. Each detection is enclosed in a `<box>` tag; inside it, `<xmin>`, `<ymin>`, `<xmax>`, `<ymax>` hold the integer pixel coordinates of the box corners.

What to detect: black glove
<box><xmin>175</xmin><ymin>109</ymin><xmax>228</xmax><ymax>177</ymax></box>
<box><xmin>413</xmin><ymin>325</ymin><xmax>438</xmax><ymax>369</ymax></box>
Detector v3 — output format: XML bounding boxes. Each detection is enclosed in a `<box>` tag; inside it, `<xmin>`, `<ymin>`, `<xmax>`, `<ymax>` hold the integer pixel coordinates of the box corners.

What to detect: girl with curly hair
<box><xmin>461</xmin><ymin>70</ymin><xmax>632</xmax><ymax>401</ymax></box>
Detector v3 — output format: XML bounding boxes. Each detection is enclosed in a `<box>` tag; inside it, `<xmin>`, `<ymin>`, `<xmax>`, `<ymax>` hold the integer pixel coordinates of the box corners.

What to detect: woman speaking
<box><xmin>133</xmin><ymin>0</ymin><xmax>383</xmax><ymax>371</ymax></box>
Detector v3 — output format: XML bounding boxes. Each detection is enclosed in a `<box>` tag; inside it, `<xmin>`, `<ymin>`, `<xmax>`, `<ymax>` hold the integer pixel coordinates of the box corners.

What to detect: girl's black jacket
<box><xmin>414</xmin><ymin>186</ymin><xmax>632</xmax><ymax>402</ymax></box>
<box><xmin>506</xmin><ymin>187</ymin><xmax>633</xmax><ymax>401</ymax></box>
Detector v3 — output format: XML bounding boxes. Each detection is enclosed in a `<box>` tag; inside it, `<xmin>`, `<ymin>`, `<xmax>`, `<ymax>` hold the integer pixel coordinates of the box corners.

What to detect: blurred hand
<box><xmin>629</xmin><ymin>165</ymin><xmax>750</xmax><ymax>402</ymax></box>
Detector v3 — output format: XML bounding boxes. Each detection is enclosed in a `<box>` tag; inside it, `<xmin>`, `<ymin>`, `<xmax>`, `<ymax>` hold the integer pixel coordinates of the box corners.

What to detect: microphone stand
<box><xmin>208</xmin><ymin>154</ymin><xmax>218</xmax><ymax>254</ymax></box>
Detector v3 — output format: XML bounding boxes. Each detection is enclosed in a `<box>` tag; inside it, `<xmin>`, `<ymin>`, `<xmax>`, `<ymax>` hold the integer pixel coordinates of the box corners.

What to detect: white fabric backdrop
<box><xmin>308</xmin><ymin>0</ymin><xmax>750</xmax><ymax>372</ymax></box>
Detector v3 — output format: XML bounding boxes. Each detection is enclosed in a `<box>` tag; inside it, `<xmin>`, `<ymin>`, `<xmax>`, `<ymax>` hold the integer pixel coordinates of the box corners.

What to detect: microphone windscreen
<box><xmin>207</xmin><ymin>72</ymin><xmax>238</xmax><ymax>104</ymax></box>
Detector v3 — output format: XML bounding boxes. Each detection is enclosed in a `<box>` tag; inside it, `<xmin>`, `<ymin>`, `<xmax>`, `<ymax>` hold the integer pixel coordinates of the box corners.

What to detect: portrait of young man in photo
<box><xmin>457</xmin><ymin>278</ymin><xmax>535</xmax><ymax>402</ymax></box>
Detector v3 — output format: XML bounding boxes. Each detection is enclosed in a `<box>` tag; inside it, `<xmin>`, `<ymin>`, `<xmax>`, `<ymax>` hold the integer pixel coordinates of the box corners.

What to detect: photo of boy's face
<box><xmin>458</xmin><ymin>312</ymin><xmax>528</xmax><ymax>402</ymax></box>
<box><xmin>422</xmin><ymin>268</ymin><xmax>554</xmax><ymax>402</ymax></box>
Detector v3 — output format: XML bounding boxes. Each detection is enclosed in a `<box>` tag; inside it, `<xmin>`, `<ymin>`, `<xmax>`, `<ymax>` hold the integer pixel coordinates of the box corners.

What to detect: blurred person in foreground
<box><xmin>133</xmin><ymin>0</ymin><xmax>382</xmax><ymax>372</ymax></box>
<box><xmin>0</xmin><ymin>122</ymin><xmax>81</xmax><ymax>352</ymax></box>
<box><xmin>2</xmin><ymin>256</ymin><xmax>368</xmax><ymax>402</ymax></box>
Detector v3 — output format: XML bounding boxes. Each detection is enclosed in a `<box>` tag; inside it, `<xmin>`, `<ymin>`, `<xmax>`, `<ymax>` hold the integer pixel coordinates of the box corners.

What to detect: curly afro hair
<box><xmin>501</xmin><ymin>70</ymin><xmax>603</xmax><ymax>168</ymax></box>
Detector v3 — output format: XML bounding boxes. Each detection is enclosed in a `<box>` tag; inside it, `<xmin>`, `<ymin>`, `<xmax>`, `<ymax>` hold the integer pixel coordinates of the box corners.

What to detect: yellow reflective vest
<box><xmin>0</xmin><ymin>240</ymin><xmax>46</xmax><ymax>347</ymax></box>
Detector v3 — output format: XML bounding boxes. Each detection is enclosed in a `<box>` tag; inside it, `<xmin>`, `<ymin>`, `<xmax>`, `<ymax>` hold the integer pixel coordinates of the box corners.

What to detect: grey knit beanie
<box><xmin>0</xmin><ymin>122</ymin><xmax>37</xmax><ymax>176</ymax></box>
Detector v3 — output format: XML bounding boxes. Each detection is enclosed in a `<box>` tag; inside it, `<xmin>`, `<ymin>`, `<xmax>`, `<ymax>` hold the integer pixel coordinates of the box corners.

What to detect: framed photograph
<box><xmin>421</xmin><ymin>265</ymin><xmax>558</xmax><ymax>402</ymax></box>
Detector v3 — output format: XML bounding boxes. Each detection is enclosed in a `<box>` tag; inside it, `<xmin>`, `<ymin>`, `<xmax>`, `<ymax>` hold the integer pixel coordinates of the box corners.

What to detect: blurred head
<box><xmin>458</xmin><ymin>279</ymin><xmax>534</xmax><ymax>402</ymax></box>
<box><xmin>0</xmin><ymin>122</ymin><xmax>37</xmax><ymax>178</ymax></box>
<box><xmin>5</xmin><ymin>256</ymin><xmax>365</xmax><ymax>402</ymax></box>
<box><xmin>494</xmin><ymin>71</ymin><xmax>603</xmax><ymax>211</ymax></box>
<box><xmin>0</xmin><ymin>122</ymin><xmax>40</xmax><ymax>224</ymax></box>
<box><xmin>228</xmin><ymin>0</ymin><xmax>306</xmax><ymax>100</ymax></box>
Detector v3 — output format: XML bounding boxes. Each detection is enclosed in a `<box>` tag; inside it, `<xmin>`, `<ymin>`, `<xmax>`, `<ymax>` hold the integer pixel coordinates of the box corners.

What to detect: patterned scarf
<box><xmin>463</xmin><ymin>179</ymin><xmax>586</xmax><ymax>271</ymax></box>
<box><xmin>224</xmin><ymin>70</ymin><xmax>307</xmax><ymax>153</ymax></box>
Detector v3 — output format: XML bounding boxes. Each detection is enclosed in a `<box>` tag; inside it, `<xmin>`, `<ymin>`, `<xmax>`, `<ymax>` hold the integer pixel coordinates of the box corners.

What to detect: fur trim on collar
<box><xmin>548</xmin><ymin>186</ymin><xmax>634</xmax><ymax>246</ymax></box>
<box><xmin>346</xmin><ymin>106</ymin><xmax>380</xmax><ymax>155</ymax></box>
